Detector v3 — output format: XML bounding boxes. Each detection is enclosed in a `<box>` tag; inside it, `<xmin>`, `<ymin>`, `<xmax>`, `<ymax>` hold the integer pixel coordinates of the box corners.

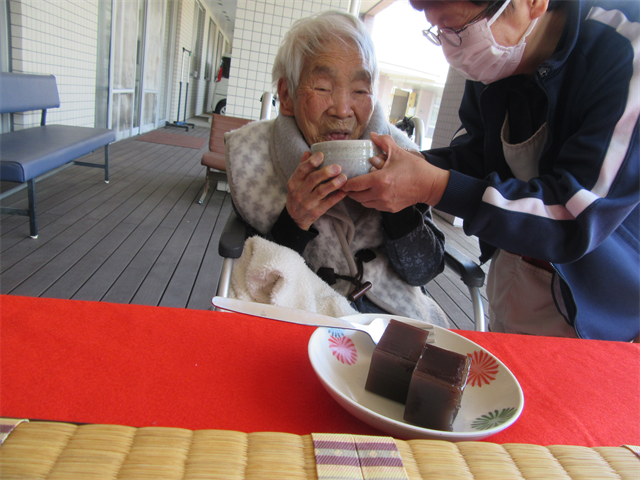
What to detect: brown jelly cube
<box><xmin>364</xmin><ymin>319</ymin><xmax>430</xmax><ymax>404</ymax></box>
<box><xmin>403</xmin><ymin>344</ymin><xmax>472</xmax><ymax>431</ymax></box>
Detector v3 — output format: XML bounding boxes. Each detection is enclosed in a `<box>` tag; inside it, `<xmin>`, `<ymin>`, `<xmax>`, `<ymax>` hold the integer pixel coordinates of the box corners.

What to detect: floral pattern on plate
<box><xmin>328</xmin><ymin>333</ymin><xmax>358</xmax><ymax>365</ymax></box>
<box><xmin>467</xmin><ymin>350</ymin><xmax>499</xmax><ymax>387</ymax></box>
<box><xmin>309</xmin><ymin>314</ymin><xmax>524</xmax><ymax>441</ymax></box>
<box><xmin>471</xmin><ymin>408</ymin><xmax>518</xmax><ymax>430</ymax></box>
<box><xmin>328</xmin><ymin>328</ymin><xmax>345</xmax><ymax>338</ymax></box>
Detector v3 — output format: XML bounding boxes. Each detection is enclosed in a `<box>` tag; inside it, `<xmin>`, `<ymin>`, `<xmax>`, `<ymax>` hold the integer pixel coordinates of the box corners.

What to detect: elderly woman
<box><xmin>343</xmin><ymin>0</ymin><xmax>639</xmax><ymax>341</ymax></box>
<box><xmin>226</xmin><ymin>10</ymin><xmax>448</xmax><ymax>325</ymax></box>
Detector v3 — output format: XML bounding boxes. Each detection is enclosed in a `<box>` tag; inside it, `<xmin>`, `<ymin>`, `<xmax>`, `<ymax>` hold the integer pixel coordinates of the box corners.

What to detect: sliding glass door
<box><xmin>109</xmin><ymin>0</ymin><xmax>168</xmax><ymax>140</ymax></box>
<box><xmin>140</xmin><ymin>0</ymin><xmax>167</xmax><ymax>134</ymax></box>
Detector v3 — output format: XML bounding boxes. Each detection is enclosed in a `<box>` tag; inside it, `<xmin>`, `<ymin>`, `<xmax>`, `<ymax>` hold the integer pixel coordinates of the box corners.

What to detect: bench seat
<box><xmin>198</xmin><ymin>113</ymin><xmax>252</xmax><ymax>203</ymax></box>
<box><xmin>0</xmin><ymin>71</ymin><xmax>114</xmax><ymax>238</ymax></box>
<box><xmin>0</xmin><ymin>125</ymin><xmax>116</xmax><ymax>183</ymax></box>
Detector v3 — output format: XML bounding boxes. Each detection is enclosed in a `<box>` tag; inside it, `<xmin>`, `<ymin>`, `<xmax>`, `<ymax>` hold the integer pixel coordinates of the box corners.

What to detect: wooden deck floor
<box><xmin>0</xmin><ymin>123</ymin><xmax>489</xmax><ymax>329</ymax></box>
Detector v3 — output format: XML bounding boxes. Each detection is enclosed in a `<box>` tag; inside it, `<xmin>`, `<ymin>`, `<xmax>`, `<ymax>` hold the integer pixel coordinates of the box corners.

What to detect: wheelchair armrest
<box><xmin>218</xmin><ymin>211</ymin><xmax>247</xmax><ymax>259</ymax></box>
<box><xmin>444</xmin><ymin>243</ymin><xmax>485</xmax><ymax>288</ymax></box>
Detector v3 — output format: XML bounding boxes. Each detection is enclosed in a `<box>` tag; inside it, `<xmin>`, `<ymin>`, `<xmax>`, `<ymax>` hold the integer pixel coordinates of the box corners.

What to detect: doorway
<box><xmin>388</xmin><ymin>88</ymin><xmax>410</xmax><ymax>125</ymax></box>
<box><xmin>204</xmin><ymin>18</ymin><xmax>217</xmax><ymax>115</ymax></box>
<box><xmin>109</xmin><ymin>0</ymin><xmax>168</xmax><ymax>140</ymax></box>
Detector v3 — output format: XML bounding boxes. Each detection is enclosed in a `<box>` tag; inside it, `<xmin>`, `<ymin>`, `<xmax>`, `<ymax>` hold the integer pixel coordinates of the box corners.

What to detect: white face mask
<box><xmin>442</xmin><ymin>0</ymin><xmax>538</xmax><ymax>84</ymax></box>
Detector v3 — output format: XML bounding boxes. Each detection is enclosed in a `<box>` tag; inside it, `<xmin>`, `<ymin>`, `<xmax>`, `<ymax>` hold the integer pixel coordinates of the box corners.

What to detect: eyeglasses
<box><xmin>422</xmin><ymin>0</ymin><xmax>501</xmax><ymax>47</ymax></box>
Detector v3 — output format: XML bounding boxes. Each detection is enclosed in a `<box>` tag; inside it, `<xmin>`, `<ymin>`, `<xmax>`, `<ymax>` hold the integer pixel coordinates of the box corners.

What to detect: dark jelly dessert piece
<box><xmin>403</xmin><ymin>344</ymin><xmax>472</xmax><ymax>431</ymax></box>
<box><xmin>364</xmin><ymin>319</ymin><xmax>430</xmax><ymax>404</ymax></box>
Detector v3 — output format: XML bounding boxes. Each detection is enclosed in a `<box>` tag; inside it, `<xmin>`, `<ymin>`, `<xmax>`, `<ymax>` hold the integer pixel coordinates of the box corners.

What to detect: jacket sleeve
<box><xmin>425</xmin><ymin>20</ymin><xmax>640</xmax><ymax>264</ymax></box>
<box><xmin>268</xmin><ymin>207</ymin><xmax>318</xmax><ymax>255</ymax></box>
<box><xmin>381</xmin><ymin>204</ymin><xmax>446</xmax><ymax>286</ymax></box>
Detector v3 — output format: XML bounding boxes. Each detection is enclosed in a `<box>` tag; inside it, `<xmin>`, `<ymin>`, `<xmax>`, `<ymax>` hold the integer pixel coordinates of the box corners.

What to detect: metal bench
<box><xmin>0</xmin><ymin>72</ymin><xmax>115</xmax><ymax>238</ymax></box>
<box><xmin>198</xmin><ymin>113</ymin><xmax>252</xmax><ymax>203</ymax></box>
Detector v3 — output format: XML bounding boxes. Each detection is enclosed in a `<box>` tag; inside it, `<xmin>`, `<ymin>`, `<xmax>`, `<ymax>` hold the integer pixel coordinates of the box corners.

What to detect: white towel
<box><xmin>229</xmin><ymin>236</ymin><xmax>358</xmax><ymax>318</ymax></box>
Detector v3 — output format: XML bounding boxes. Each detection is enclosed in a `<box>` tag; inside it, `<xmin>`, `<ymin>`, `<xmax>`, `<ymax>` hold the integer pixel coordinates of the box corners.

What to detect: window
<box><xmin>191</xmin><ymin>1</ymin><xmax>205</xmax><ymax>78</ymax></box>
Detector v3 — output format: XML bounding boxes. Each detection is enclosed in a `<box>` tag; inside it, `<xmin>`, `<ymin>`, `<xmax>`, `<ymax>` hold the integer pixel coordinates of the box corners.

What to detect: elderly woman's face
<box><xmin>280</xmin><ymin>40</ymin><xmax>375</xmax><ymax>146</ymax></box>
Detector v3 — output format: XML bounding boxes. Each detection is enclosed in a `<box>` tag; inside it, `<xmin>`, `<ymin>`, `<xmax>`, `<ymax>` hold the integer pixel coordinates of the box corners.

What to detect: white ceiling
<box><xmin>359</xmin><ymin>0</ymin><xmax>396</xmax><ymax>16</ymax></box>
<box><xmin>201</xmin><ymin>0</ymin><xmax>393</xmax><ymax>40</ymax></box>
<box><xmin>201</xmin><ymin>0</ymin><xmax>237</xmax><ymax>39</ymax></box>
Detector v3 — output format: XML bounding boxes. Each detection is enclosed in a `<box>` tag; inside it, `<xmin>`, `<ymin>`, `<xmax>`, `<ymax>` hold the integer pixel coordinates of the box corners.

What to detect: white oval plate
<box><xmin>308</xmin><ymin>314</ymin><xmax>524</xmax><ymax>441</ymax></box>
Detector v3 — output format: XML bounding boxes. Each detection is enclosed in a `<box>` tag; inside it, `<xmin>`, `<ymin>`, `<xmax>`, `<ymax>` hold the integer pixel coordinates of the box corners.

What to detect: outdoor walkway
<box><xmin>0</xmin><ymin>122</ymin><xmax>489</xmax><ymax>330</ymax></box>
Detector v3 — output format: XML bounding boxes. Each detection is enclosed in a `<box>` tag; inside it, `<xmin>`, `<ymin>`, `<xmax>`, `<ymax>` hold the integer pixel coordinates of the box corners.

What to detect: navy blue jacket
<box><xmin>427</xmin><ymin>0</ymin><xmax>639</xmax><ymax>341</ymax></box>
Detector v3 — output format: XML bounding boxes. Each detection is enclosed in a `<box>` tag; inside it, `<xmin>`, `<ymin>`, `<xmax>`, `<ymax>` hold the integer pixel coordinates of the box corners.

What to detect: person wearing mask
<box><xmin>343</xmin><ymin>0</ymin><xmax>639</xmax><ymax>341</ymax></box>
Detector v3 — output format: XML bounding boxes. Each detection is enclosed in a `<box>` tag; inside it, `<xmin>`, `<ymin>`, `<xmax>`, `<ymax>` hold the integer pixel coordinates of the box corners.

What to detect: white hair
<box><xmin>272</xmin><ymin>10</ymin><xmax>379</xmax><ymax>99</ymax></box>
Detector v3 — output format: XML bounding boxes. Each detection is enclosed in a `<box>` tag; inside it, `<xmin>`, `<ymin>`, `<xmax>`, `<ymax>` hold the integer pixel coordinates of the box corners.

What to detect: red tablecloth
<box><xmin>1</xmin><ymin>295</ymin><xmax>638</xmax><ymax>446</ymax></box>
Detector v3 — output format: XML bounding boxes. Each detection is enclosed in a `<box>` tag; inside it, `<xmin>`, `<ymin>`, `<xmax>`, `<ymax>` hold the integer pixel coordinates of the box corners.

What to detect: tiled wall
<box><xmin>431</xmin><ymin>67</ymin><xmax>466</xmax><ymax>149</ymax></box>
<box><xmin>8</xmin><ymin>0</ymin><xmax>99</xmax><ymax>129</ymax></box>
<box><xmin>227</xmin><ymin>0</ymin><xmax>350</xmax><ymax>120</ymax></box>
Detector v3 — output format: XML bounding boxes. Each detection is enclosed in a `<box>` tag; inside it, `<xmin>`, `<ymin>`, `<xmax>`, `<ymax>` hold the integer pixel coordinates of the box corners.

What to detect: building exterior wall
<box><xmin>4</xmin><ymin>0</ymin><xmax>231</xmax><ymax>133</ymax></box>
<box><xmin>3</xmin><ymin>0</ymin><xmax>464</xmax><ymax>147</ymax></box>
<box><xmin>169</xmin><ymin>0</ymin><xmax>231</xmax><ymax>123</ymax></box>
<box><xmin>170</xmin><ymin>0</ymin><xmax>194</xmax><ymax>123</ymax></box>
<box><xmin>8</xmin><ymin>0</ymin><xmax>99</xmax><ymax>129</ymax></box>
<box><xmin>227</xmin><ymin>0</ymin><xmax>350</xmax><ymax>120</ymax></box>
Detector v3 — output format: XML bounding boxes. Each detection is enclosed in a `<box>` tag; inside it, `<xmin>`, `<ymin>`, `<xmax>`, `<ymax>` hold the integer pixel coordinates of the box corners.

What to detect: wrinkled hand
<box><xmin>341</xmin><ymin>132</ymin><xmax>450</xmax><ymax>212</ymax></box>
<box><xmin>368</xmin><ymin>147</ymin><xmax>422</xmax><ymax>171</ymax></box>
<box><xmin>286</xmin><ymin>151</ymin><xmax>347</xmax><ymax>231</ymax></box>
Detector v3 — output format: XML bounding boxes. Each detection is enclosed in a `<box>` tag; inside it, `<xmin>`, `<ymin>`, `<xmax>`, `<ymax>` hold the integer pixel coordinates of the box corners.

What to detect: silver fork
<box><xmin>336</xmin><ymin>316</ymin><xmax>435</xmax><ymax>345</ymax></box>
<box><xmin>212</xmin><ymin>296</ymin><xmax>434</xmax><ymax>345</ymax></box>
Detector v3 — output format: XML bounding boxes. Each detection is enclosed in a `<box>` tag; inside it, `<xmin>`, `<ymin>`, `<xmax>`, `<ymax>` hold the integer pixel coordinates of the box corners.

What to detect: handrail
<box><xmin>410</xmin><ymin>116</ymin><xmax>425</xmax><ymax>150</ymax></box>
<box><xmin>260</xmin><ymin>92</ymin><xmax>273</xmax><ymax>120</ymax></box>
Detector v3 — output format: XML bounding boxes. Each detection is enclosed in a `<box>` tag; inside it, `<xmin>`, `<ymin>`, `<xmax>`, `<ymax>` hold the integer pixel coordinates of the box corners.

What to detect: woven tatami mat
<box><xmin>0</xmin><ymin>421</ymin><xmax>638</xmax><ymax>480</ymax></box>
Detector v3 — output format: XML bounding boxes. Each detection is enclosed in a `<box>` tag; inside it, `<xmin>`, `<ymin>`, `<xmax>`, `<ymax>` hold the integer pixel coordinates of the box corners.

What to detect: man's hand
<box><xmin>341</xmin><ymin>132</ymin><xmax>450</xmax><ymax>212</ymax></box>
<box><xmin>286</xmin><ymin>151</ymin><xmax>347</xmax><ymax>231</ymax></box>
